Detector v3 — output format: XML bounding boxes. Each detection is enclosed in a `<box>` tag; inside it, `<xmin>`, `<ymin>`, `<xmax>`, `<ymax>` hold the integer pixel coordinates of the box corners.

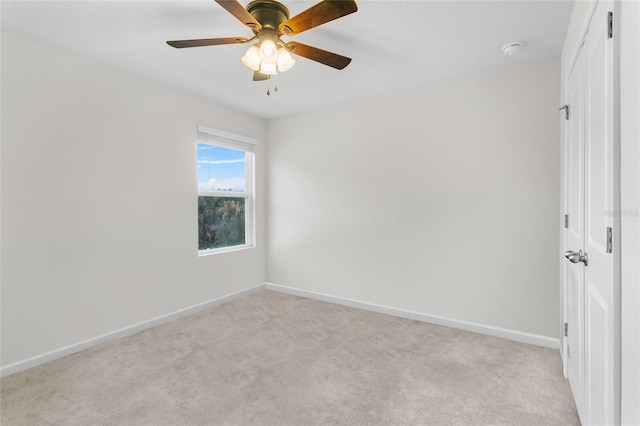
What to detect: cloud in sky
<box><xmin>198</xmin><ymin>177</ymin><xmax>245</xmax><ymax>192</ymax></box>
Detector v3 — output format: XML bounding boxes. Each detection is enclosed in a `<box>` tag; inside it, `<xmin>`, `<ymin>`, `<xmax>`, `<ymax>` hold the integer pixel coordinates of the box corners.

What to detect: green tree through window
<box><xmin>198</xmin><ymin>196</ymin><xmax>245</xmax><ymax>249</ymax></box>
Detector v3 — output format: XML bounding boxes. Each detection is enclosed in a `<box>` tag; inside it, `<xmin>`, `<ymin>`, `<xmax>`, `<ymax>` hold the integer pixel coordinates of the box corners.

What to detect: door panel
<box><xmin>584</xmin><ymin>2</ymin><xmax>615</xmax><ymax>425</ymax></box>
<box><xmin>566</xmin><ymin>29</ymin><xmax>585</xmax><ymax>419</ymax></box>
<box><xmin>568</xmin><ymin>265</ymin><xmax>584</xmax><ymax>409</ymax></box>
<box><xmin>586</xmin><ymin>281</ymin><xmax>609</xmax><ymax>425</ymax></box>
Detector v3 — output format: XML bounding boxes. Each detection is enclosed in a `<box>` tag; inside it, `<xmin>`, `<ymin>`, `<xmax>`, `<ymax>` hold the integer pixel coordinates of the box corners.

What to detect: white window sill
<box><xmin>198</xmin><ymin>244</ymin><xmax>255</xmax><ymax>257</ymax></box>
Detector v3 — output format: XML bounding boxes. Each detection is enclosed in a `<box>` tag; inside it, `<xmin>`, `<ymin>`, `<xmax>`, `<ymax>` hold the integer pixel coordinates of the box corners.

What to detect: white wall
<box><xmin>0</xmin><ymin>31</ymin><xmax>267</xmax><ymax>367</ymax></box>
<box><xmin>561</xmin><ymin>2</ymin><xmax>640</xmax><ymax>423</ymax></box>
<box><xmin>267</xmin><ymin>57</ymin><xmax>561</xmax><ymax>339</ymax></box>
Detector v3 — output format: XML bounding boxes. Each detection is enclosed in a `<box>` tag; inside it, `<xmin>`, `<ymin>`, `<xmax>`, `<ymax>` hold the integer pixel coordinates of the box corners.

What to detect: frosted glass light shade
<box><xmin>260</xmin><ymin>62</ymin><xmax>277</xmax><ymax>75</ymax></box>
<box><xmin>241</xmin><ymin>45</ymin><xmax>261</xmax><ymax>71</ymax></box>
<box><xmin>259</xmin><ymin>40</ymin><xmax>278</xmax><ymax>64</ymax></box>
<box><xmin>277</xmin><ymin>48</ymin><xmax>296</xmax><ymax>72</ymax></box>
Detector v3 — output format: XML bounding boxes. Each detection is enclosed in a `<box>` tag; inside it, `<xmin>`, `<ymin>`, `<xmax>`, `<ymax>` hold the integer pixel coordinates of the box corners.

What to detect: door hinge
<box><xmin>608</xmin><ymin>11</ymin><xmax>613</xmax><ymax>39</ymax></box>
<box><xmin>606</xmin><ymin>227</ymin><xmax>613</xmax><ymax>253</ymax></box>
<box><xmin>564</xmin><ymin>322</ymin><xmax>568</xmax><ymax>337</ymax></box>
<box><xmin>564</xmin><ymin>214</ymin><xmax>569</xmax><ymax>229</ymax></box>
<box><xmin>559</xmin><ymin>105</ymin><xmax>569</xmax><ymax>120</ymax></box>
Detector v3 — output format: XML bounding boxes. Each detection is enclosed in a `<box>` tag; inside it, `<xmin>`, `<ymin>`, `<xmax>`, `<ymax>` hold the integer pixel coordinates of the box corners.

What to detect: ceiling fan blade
<box><xmin>166</xmin><ymin>37</ymin><xmax>248</xmax><ymax>48</ymax></box>
<box><xmin>253</xmin><ymin>71</ymin><xmax>271</xmax><ymax>81</ymax></box>
<box><xmin>279</xmin><ymin>0</ymin><xmax>357</xmax><ymax>36</ymax></box>
<box><xmin>215</xmin><ymin>0</ymin><xmax>262</xmax><ymax>31</ymax></box>
<box><xmin>287</xmin><ymin>42</ymin><xmax>351</xmax><ymax>70</ymax></box>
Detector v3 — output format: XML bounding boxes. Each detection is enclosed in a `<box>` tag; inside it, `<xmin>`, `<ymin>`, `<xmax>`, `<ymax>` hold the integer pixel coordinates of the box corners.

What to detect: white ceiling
<box><xmin>1</xmin><ymin>0</ymin><xmax>573</xmax><ymax>119</ymax></box>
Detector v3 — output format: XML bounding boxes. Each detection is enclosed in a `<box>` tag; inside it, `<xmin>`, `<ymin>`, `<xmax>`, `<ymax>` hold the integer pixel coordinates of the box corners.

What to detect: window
<box><xmin>197</xmin><ymin>125</ymin><xmax>255</xmax><ymax>254</ymax></box>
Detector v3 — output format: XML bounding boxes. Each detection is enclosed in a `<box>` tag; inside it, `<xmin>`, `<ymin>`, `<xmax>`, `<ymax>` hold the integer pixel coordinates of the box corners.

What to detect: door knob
<box><xmin>565</xmin><ymin>249</ymin><xmax>588</xmax><ymax>266</ymax></box>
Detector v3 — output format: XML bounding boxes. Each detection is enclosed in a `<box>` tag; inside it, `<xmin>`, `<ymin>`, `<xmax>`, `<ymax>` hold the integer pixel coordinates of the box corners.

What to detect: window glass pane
<box><xmin>198</xmin><ymin>196</ymin><xmax>245</xmax><ymax>250</ymax></box>
<box><xmin>197</xmin><ymin>144</ymin><xmax>246</xmax><ymax>192</ymax></box>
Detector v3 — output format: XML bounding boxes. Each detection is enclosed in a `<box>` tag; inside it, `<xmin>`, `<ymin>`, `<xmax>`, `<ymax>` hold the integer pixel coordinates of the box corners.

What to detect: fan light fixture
<box><xmin>242</xmin><ymin>40</ymin><xmax>295</xmax><ymax>74</ymax></box>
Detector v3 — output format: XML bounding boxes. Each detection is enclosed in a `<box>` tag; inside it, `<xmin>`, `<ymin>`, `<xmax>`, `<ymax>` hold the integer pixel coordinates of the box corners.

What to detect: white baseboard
<box><xmin>2</xmin><ymin>282</ymin><xmax>559</xmax><ymax>377</ymax></box>
<box><xmin>265</xmin><ymin>282</ymin><xmax>560</xmax><ymax>350</ymax></box>
<box><xmin>0</xmin><ymin>284</ymin><xmax>266</xmax><ymax>377</ymax></box>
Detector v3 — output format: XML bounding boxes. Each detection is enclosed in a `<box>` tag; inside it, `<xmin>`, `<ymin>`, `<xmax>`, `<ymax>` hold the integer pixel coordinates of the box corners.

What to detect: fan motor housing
<box><xmin>246</xmin><ymin>0</ymin><xmax>290</xmax><ymax>31</ymax></box>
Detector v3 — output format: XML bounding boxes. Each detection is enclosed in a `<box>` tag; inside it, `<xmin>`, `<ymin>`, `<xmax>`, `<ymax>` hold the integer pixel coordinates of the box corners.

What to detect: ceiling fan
<box><xmin>166</xmin><ymin>0</ymin><xmax>358</xmax><ymax>81</ymax></box>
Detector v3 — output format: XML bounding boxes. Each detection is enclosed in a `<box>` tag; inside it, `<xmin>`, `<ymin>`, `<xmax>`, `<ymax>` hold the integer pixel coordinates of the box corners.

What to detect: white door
<box><xmin>564</xmin><ymin>1</ymin><xmax>618</xmax><ymax>425</ymax></box>
<box><xmin>566</xmin><ymin>50</ymin><xmax>585</xmax><ymax>416</ymax></box>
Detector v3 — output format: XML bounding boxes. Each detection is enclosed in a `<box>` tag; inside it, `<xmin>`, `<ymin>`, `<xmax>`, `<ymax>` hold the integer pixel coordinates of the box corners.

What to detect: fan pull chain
<box><xmin>266</xmin><ymin>75</ymin><xmax>279</xmax><ymax>96</ymax></box>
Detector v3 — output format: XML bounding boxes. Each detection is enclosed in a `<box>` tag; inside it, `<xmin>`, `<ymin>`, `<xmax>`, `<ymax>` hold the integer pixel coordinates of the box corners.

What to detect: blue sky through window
<box><xmin>197</xmin><ymin>143</ymin><xmax>246</xmax><ymax>192</ymax></box>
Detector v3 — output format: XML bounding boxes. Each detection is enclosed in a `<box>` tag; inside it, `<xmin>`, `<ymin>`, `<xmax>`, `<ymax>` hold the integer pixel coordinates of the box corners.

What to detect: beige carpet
<box><xmin>1</xmin><ymin>290</ymin><xmax>579</xmax><ymax>425</ymax></box>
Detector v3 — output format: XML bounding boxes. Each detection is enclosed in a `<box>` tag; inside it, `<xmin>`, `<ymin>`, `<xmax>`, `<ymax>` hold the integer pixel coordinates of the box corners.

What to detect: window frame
<box><xmin>197</xmin><ymin>125</ymin><xmax>256</xmax><ymax>256</ymax></box>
